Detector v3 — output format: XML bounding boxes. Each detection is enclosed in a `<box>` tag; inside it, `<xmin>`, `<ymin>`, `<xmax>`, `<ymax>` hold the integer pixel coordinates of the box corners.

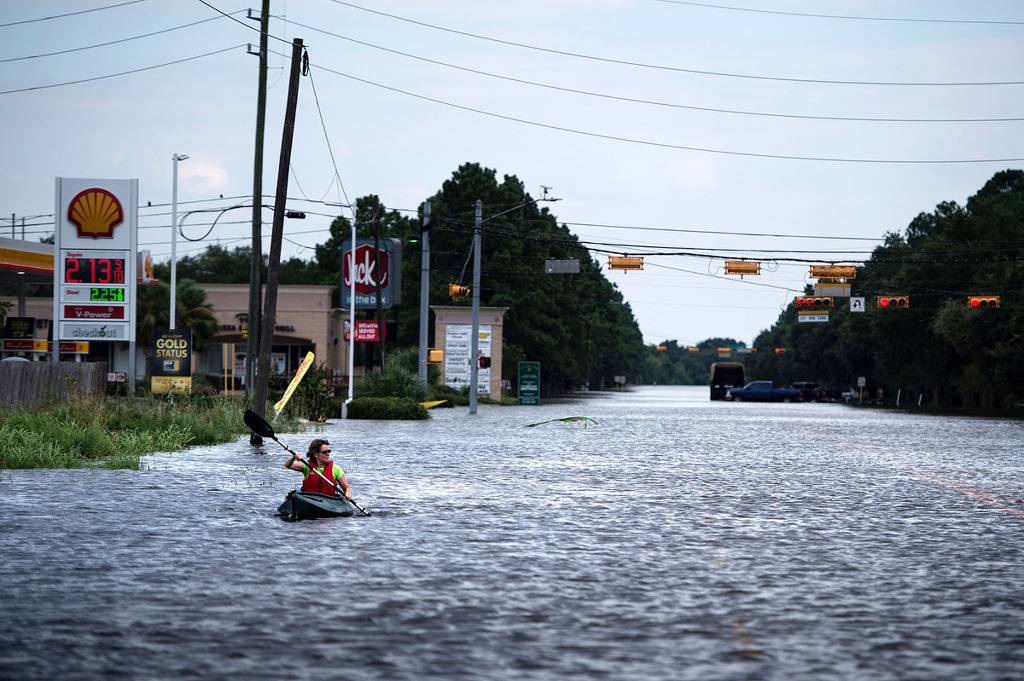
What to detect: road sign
<box><xmin>850</xmin><ymin>297</ymin><xmax>865</xmax><ymax>313</ymax></box>
<box><xmin>857</xmin><ymin>376</ymin><xmax>866</xmax><ymax>387</ymax></box>
<box><xmin>544</xmin><ymin>259</ymin><xmax>580</xmax><ymax>274</ymax></box>
<box><xmin>518</xmin><ymin>361</ymin><xmax>541</xmax><ymax>405</ymax></box>
<box><xmin>797</xmin><ymin>313</ymin><xmax>829</xmax><ymax>323</ymax></box>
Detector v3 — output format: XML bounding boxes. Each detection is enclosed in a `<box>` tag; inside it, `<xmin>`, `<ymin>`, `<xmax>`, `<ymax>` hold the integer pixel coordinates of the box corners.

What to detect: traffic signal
<box><xmin>794</xmin><ymin>296</ymin><xmax>835</xmax><ymax>308</ymax></box>
<box><xmin>967</xmin><ymin>295</ymin><xmax>1000</xmax><ymax>309</ymax></box>
<box><xmin>448</xmin><ymin>283</ymin><xmax>470</xmax><ymax>300</ymax></box>
<box><xmin>808</xmin><ymin>265</ymin><xmax>858</xmax><ymax>280</ymax></box>
<box><xmin>478</xmin><ymin>355</ymin><xmax>491</xmax><ymax>369</ymax></box>
<box><xmin>724</xmin><ymin>260</ymin><xmax>761</xmax><ymax>276</ymax></box>
<box><xmin>608</xmin><ymin>256</ymin><xmax>644</xmax><ymax>271</ymax></box>
<box><xmin>427</xmin><ymin>348</ymin><xmax>444</xmax><ymax>363</ymax></box>
<box><xmin>876</xmin><ymin>295</ymin><xmax>909</xmax><ymax>309</ymax></box>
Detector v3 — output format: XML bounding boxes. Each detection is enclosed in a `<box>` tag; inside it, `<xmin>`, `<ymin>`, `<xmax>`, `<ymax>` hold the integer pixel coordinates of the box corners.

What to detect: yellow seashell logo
<box><xmin>68</xmin><ymin>188</ymin><xmax>123</xmax><ymax>239</ymax></box>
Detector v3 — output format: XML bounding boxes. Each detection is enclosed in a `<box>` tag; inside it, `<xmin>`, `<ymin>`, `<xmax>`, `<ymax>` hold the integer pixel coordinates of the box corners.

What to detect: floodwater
<box><xmin>1</xmin><ymin>386</ymin><xmax>1022</xmax><ymax>680</ymax></box>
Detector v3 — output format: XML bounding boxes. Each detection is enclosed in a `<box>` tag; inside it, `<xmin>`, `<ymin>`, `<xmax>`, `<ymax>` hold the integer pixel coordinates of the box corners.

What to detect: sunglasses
<box><xmin>319</xmin><ymin>448</ymin><xmax>331</xmax><ymax>454</ymax></box>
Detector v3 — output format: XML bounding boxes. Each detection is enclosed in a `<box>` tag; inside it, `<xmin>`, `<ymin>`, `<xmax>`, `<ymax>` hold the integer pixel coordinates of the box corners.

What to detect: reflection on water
<box><xmin>1</xmin><ymin>386</ymin><xmax>1022</xmax><ymax>680</ymax></box>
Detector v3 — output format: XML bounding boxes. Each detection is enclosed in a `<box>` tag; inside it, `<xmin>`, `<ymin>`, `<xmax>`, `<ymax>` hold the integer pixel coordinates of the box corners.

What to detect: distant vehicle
<box><xmin>728</xmin><ymin>380</ymin><xmax>801</xmax><ymax>402</ymax></box>
<box><xmin>709</xmin><ymin>362</ymin><xmax>745</xmax><ymax>400</ymax></box>
<box><xmin>841</xmin><ymin>387</ymin><xmax>858</xmax><ymax>403</ymax></box>
<box><xmin>790</xmin><ymin>381</ymin><xmax>827</xmax><ymax>402</ymax></box>
<box><xmin>0</xmin><ymin>356</ymin><xmax>30</xmax><ymax>363</ymax></box>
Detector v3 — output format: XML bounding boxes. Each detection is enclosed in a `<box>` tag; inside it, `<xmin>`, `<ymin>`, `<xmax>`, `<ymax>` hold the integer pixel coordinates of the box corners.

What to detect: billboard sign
<box><xmin>151</xmin><ymin>328</ymin><xmax>192</xmax><ymax>394</ymax></box>
<box><xmin>340</xmin><ymin>238</ymin><xmax>402</xmax><ymax>309</ymax></box>
<box><xmin>444</xmin><ymin>324</ymin><xmax>491</xmax><ymax>394</ymax></box>
<box><xmin>53</xmin><ymin>178</ymin><xmax>137</xmax><ymax>342</ymax></box>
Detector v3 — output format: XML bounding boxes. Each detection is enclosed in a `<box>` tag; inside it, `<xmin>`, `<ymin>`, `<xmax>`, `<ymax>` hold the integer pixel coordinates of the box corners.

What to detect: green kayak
<box><xmin>278</xmin><ymin>491</ymin><xmax>355</xmax><ymax>521</ymax></box>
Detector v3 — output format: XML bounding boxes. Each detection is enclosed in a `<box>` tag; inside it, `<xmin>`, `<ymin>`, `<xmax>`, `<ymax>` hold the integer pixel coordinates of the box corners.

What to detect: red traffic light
<box><xmin>795</xmin><ymin>296</ymin><xmax>834</xmax><ymax>308</ymax></box>
<box><xmin>968</xmin><ymin>295</ymin><xmax>1000</xmax><ymax>309</ymax></box>
<box><xmin>876</xmin><ymin>295</ymin><xmax>909</xmax><ymax>309</ymax></box>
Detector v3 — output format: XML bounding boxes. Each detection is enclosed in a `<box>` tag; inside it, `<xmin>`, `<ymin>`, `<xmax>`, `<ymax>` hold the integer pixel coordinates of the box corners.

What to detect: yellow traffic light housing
<box><xmin>608</xmin><ymin>256</ymin><xmax>644</xmax><ymax>271</ymax></box>
<box><xmin>725</xmin><ymin>260</ymin><xmax>761</xmax><ymax>276</ymax></box>
<box><xmin>448</xmin><ymin>283</ymin><xmax>470</xmax><ymax>300</ymax></box>
<box><xmin>809</xmin><ymin>265</ymin><xmax>858</xmax><ymax>280</ymax></box>
<box><xmin>876</xmin><ymin>295</ymin><xmax>910</xmax><ymax>309</ymax></box>
<box><xmin>967</xmin><ymin>295</ymin><xmax>1000</xmax><ymax>309</ymax></box>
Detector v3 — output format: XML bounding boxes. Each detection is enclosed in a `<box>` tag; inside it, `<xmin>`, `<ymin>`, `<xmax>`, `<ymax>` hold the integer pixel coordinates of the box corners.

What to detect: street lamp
<box><xmin>170</xmin><ymin>153</ymin><xmax>189</xmax><ymax>330</ymax></box>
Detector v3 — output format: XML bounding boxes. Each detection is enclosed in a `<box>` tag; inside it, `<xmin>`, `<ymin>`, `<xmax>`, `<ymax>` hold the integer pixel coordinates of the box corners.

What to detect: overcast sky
<box><xmin>2</xmin><ymin>0</ymin><xmax>1022</xmax><ymax>346</ymax></box>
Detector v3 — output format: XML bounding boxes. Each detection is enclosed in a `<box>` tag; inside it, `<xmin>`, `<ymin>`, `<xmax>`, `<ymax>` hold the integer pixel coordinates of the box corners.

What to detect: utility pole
<box><xmin>252</xmin><ymin>37</ymin><xmax>303</xmax><ymax>424</ymax></box>
<box><xmin>373</xmin><ymin>197</ymin><xmax>386</xmax><ymax>369</ymax></box>
<box><xmin>247</xmin><ymin>0</ymin><xmax>270</xmax><ymax>417</ymax></box>
<box><xmin>10</xmin><ymin>213</ymin><xmax>14</xmax><ymax>239</ymax></box>
<box><xmin>469</xmin><ymin>199</ymin><xmax>482</xmax><ymax>415</ymax></box>
<box><xmin>417</xmin><ymin>201</ymin><xmax>431</xmax><ymax>382</ymax></box>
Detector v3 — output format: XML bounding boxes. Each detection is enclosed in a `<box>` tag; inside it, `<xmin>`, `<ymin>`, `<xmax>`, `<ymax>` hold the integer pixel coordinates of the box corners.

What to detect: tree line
<box><xmin>733</xmin><ymin>170</ymin><xmax>1024</xmax><ymax>409</ymax></box>
<box><xmin>159</xmin><ymin>163</ymin><xmax>648</xmax><ymax>395</ymax></box>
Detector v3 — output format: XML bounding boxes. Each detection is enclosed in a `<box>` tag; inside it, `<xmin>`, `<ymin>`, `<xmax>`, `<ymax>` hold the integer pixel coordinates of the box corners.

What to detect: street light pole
<box><xmin>169</xmin><ymin>153</ymin><xmax>189</xmax><ymax>330</ymax></box>
<box><xmin>418</xmin><ymin>201</ymin><xmax>431</xmax><ymax>383</ymax></box>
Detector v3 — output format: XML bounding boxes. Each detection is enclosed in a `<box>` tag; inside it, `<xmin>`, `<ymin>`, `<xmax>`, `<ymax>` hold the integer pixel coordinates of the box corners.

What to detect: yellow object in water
<box><xmin>419</xmin><ymin>400</ymin><xmax>448</xmax><ymax>410</ymax></box>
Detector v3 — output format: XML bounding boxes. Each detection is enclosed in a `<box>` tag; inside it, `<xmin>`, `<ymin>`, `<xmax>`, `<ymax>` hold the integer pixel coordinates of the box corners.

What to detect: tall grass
<box><xmin>0</xmin><ymin>396</ymin><xmax>299</xmax><ymax>469</ymax></box>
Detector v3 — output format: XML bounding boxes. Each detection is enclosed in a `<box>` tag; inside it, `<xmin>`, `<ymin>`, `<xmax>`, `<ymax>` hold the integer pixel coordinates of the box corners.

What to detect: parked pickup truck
<box><xmin>727</xmin><ymin>380</ymin><xmax>801</xmax><ymax>402</ymax></box>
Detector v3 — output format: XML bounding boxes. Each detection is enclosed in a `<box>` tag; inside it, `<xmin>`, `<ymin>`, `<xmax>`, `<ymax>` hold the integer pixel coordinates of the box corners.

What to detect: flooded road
<box><xmin>1</xmin><ymin>386</ymin><xmax>1022</xmax><ymax>680</ymax></box>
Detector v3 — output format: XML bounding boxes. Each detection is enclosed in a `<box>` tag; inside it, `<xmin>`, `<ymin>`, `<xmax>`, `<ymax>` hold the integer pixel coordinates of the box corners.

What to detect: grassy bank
<box><xmin>0</xmin><ymin>396</ymin><xmax>300</xmax><ymax>470</ymax></box>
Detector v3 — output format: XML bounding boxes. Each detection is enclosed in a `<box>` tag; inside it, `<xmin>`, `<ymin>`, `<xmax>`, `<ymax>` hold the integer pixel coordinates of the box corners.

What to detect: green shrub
<box><xmin>347</xmin><ymin>397</ymin><xmax>429</xmax><ymax>420</ymax></box>
<box><xmin>355</xmin><ymin>363</ymin><xmax>429</xmax><ymax>402</ymax></box>
<box><xmin>389</xmin><ymin>346</ymin><xmax>442</xmax><ymax>385</ymax></box>
<box><xmin>283</xmin><ymin>364</ymin><xmax>337</xmax><ymax>421</ymax></box>
<box><xmin>427</xmin><ymin>383</ymin><xmax>468</xmax><ymax>406</ymax></box>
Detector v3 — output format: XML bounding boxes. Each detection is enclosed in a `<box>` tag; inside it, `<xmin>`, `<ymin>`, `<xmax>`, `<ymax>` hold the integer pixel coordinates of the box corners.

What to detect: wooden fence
<box><xmin>0</xmin><ymin>361</ymin><xmax>108</xmax><ymax>408</ymax></box>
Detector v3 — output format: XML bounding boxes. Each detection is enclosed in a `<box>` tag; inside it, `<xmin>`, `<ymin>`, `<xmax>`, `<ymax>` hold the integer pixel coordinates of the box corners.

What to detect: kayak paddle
<box><xmin>243</xmin><ymin>409</ymin><xmax>371</xmax><ymax>516</ymax></box>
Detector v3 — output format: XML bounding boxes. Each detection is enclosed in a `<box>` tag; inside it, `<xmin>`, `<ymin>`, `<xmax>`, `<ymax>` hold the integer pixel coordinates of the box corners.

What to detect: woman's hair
<box><xmin>306</xmin><ymin>438</ymin><xmax>330</xmax><ymax>460</ymax></box>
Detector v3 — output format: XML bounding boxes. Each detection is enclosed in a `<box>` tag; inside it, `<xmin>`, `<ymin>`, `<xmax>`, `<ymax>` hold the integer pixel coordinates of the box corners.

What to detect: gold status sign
<box><xmin>151</xmin><ymin>329</ymin><xmax>192</xmax><ymax>394</ymax></box>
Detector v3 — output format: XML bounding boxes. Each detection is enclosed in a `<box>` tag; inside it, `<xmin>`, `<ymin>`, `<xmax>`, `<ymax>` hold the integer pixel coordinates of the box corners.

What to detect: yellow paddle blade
<box><xmin>273</xmin><ymin>351</ymin><xmax>315</xmax><ymax>418</ymax></box>
<box><xmin>419</xmin><ymin>400</ymin><xmax>448</xmax><ymax>410</ymax></box>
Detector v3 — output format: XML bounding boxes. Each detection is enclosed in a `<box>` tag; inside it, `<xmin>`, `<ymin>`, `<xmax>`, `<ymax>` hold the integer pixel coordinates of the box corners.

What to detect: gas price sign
<box><xmin>54</xmin><ymin>179</ymin><xmax>138</xmax><ymax>343</ymax></box>
<box><xmin>63</xmin><ymin>256</ymin><xmax>126</xmax><ymax>284</ymax></box>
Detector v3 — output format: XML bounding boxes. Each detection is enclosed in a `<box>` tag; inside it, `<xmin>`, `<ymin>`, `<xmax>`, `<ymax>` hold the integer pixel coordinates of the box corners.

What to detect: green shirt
<box><xmin>302</xmin><ymin>462</ymin><xmax>345</xmax><ymax>481</ymax></box>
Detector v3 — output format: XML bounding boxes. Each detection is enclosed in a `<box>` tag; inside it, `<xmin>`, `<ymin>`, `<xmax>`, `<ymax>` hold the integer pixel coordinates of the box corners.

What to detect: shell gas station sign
<box><xmin>52</xmin><ymin>179</ymin><xmax>138</xmax><ymax>343</ymax></box>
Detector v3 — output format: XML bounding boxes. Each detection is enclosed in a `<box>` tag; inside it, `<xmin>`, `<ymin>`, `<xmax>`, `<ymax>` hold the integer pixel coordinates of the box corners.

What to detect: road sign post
<box><xmin>518</xmin><ymin>361</ymin><xmax>541</xmax><ymax>405</ymax></box>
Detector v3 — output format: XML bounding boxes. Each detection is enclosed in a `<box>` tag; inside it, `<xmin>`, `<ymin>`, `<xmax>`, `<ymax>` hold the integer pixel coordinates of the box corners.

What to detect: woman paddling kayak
<box><xmin>284</xmin><ymin>438</ymin><xmax>352</xmax><ymax>499</ymax></box>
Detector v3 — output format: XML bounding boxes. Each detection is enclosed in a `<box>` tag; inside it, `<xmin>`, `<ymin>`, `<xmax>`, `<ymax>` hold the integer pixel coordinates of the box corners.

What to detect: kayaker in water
<box><xmin>284</xmin><ymin>438</ymin><xmax>352</xmax><ymax>499</ymax></box>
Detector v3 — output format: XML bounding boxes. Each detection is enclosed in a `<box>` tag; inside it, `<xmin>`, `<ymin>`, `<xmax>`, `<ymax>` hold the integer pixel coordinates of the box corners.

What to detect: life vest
<box><xmin>302</xmin><ymin>461</ymin><xmax>339</xmax><ymax>496</ymax></box>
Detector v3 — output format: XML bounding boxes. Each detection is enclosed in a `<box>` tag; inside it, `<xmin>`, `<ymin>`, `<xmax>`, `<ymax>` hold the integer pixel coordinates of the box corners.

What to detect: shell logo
<box><xmin>67</xmin><ymin>188</ymin><xmax>123</xmax><ymax>239</ymax></box>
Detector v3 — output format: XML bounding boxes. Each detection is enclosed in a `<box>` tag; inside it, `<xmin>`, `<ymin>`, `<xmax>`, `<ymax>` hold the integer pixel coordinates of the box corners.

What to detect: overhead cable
<box><xmin>325</xmin><ymin>0</ymin><xmax>1024</xmax><ymax>87</ymax></box>
<box><xmin>0</xmin><ymin>0</ymin><xmax>150</xmax><ymax>28</ymax></box>
<box><xmin>290</xmin><ymin>57</ymin><xmax>1024</xmax><ymax>164</ymax></box>
<box><xmin>0</xmin><ymin>11</ymin><xmax>246</xmax><ymax>63</ymax></box>
<box><xmin>0</xmin><ymin>44</ymin><xmax>246</xmax><ymax>96</ymax></box>
<box><xmin>649</xmin><ymin>0</ymin><xmax>1024</xmax><ymax>26</ymax></box>
<box><xmin>288</xmin><ymin>19</ymin><xmax>1024</xmax><ymax>123</ymax></box>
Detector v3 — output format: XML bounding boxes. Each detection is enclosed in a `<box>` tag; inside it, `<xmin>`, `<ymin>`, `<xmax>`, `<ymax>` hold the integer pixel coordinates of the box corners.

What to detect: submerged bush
<box><xmin>347</xmin><ymin>397</ymin><xmax>429</xmax><ymax>420</ymax></box>
<box><xmin>355</xmin><ymin>363</ymin><xmax>429</xmax><ymax>402</ymax></box>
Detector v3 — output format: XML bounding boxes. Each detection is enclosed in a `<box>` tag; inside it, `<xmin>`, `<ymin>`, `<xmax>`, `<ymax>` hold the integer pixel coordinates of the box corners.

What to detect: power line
<box><xmin>305</xmin><ymin>61</ymin><xmax>355</xmax><ymax>217</ymax></box>
<box><xmin>326</xmin><ymin>0</ymin><xmax>1024</xmax><ymax>87</ymax></box>
<box><xmin>0</xmin><ymin>0</ymin><xmax>150</xmax><ymax>28</ymax></box>
<box><xmin>193</xmin><ymin>0</ymin><xmax>293</xmax><ymax>46</ymax></box>
<box><xmin>0</xmin><ymin>11</ymin><xmax>246</xmax><ymax>63</ymax></box>
<box><xmin>297</xmin><ymin>55</ymin><xmax>1024</xmax><ymax>165</ymax></box>
<box><xmin>649</xmin><ymin>0</ymin><xmax>1024</xmax><ymax>26</ymax></box>
<box><xmin>288</xmin><ymin>19</ymin><xmax>1024</xmax><ymax>123</ymax></box>
<box><xmin>0</xmin><ymin>44</ymin><xmax>246</xmax><ymax>96</ymax></box>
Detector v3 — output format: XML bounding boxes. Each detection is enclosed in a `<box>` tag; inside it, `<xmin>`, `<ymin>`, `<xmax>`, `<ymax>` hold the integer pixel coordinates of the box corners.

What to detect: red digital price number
<box><xmin>64</xmin><ymin>257</ymin><xmax>126</xmax><ymax>284</ymax></box>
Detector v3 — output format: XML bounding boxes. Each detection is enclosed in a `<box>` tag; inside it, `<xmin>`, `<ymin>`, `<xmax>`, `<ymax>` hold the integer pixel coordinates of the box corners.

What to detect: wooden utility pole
<box><xmin>252</xmin><ymin>37</ymin><xmax>303</xmax><ymax>423</ymax></box>
<box><xmin>373</xmin><ymin>197</ymin><xmax>386</xmax><ymax>369</ymax></box>
<box><xmin>247</xmin><ymin>0</ymin><xmax>270</xmax><ymax>444</ymax></box>
<box><xmin>247</xmin><ymin>0</ymin><xmax>269</xmax><ymax>404</ymax></box>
